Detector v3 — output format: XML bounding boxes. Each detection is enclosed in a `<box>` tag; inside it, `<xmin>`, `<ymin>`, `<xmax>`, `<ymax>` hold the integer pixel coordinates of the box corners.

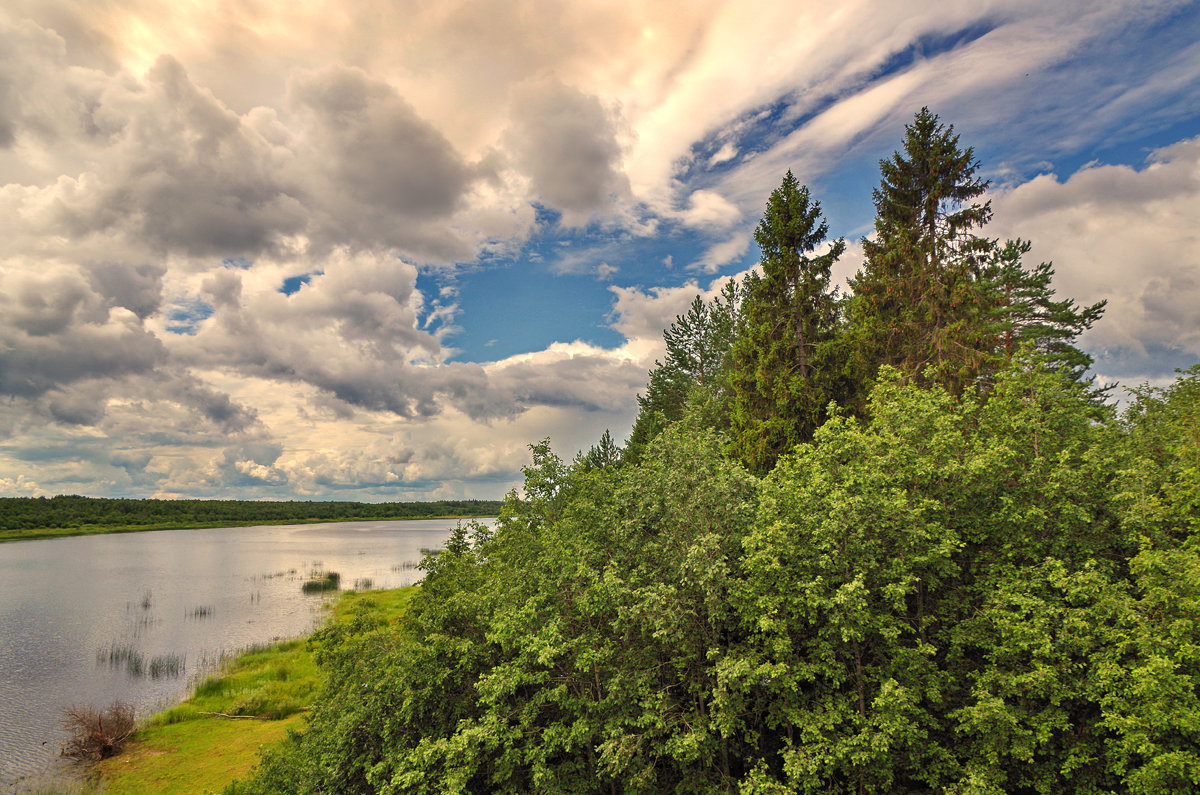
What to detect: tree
<box><xmin>848</xmin><ymin>108</ymin><xmax>998</xmax><ymax>396</ymax></box>
<box><xmin>625</xmin><ymin>280</ymin><xmax>742</xmax><ymax>462</ymax></box>
<box><xmin>728</xmin><ymin>171</ymin><xmax>846</xmax><ymax>474</ymax></box>
<box><xmin>578</xmin><ymin>429</ymin><xmax>622</xmax><ymax>471</ymax></box>
<box><xmin>987</xmin><ymin>238</ymin><xmax>1107</xmax><ymax>392</ymax></box>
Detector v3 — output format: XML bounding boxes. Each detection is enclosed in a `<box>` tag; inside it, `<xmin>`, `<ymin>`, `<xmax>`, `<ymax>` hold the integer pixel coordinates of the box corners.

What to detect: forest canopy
<box><xmin>229</xmin><ymin>110</ymin><xmax>1200</xmax><ymax>794</ymax></box>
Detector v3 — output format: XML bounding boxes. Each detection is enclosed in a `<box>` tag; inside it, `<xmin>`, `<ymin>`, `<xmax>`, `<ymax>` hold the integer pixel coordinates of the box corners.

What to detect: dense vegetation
<box><xmin>0</xmin><ymin>496</ymin><xmax>502</xmax><ymax>539</ymax></box>
<box><xmin>230</xmin><ymin>110</ymin><xmax>1199</xmax><ymax>793</ymax></box>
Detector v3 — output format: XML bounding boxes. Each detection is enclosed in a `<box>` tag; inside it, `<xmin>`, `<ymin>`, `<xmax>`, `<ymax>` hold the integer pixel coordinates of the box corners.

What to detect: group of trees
<box><xmin>628</xmin><ymin>108</ymin><xmax>1105</xmax><ymax>473</ymax></box>
<box><xmin>0</xmin><ymin>496</ymin><xmax>503</xmax><ymax>535</ymax></box>
<box><xmin>227</xmin><ymin>111</ymin><xmax>1199</xmax><ymax>794</ymax></box>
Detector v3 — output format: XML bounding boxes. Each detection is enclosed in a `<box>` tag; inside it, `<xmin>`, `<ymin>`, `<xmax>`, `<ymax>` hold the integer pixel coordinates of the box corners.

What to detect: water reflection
<box><xmin>0</xmin><ymin>518</ymin><xmax>476</xmax><ymax>788</ymax></box>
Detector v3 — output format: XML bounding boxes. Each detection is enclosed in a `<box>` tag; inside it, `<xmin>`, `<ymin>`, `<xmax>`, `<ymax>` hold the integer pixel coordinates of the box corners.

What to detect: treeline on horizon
<box><xmin>228</xmin><ymin>110</ymin><xmax>1200</xmax><ymax>794</ymax></box>
<box><xmin>0</xmin><ymin>495</ymin><xmax>504</xmax><ymax>534</ymax></box>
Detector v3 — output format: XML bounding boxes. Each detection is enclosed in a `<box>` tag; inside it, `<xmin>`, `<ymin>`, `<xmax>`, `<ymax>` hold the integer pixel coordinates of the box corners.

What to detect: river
<box><xmin>0</xmin><ymin>518</ymin><xmax>478</xmax><ymax>789</ymax></box>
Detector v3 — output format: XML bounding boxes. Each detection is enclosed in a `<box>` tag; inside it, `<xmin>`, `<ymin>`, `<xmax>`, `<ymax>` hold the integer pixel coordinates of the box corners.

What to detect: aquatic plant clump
<box><xmin>300</xmin><ymin>571</ymin><xmax>340</xmax><ymax>593</ymax></box>
<box><xmin>96</xmin><ymin>645</ymin><xmax>185</xmax><ymax>679</ymax></box>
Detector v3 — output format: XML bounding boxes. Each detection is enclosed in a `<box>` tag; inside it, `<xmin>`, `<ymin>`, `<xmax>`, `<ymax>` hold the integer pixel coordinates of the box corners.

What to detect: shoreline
<box><xmin>91</xmin><ymin>586</ymin><xmax>417</xmax><ymax>794</ymax></box>
<box><xmin>0</xmin><ymin>514</ymin><xmax>497</xmax><ymax>544</ymax></box>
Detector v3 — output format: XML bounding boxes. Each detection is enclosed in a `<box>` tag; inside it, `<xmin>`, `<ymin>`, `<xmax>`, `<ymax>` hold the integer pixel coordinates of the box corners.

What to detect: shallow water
<box><xmin>0</xmin><ymin>518</ymin><xmax>476</xmax><ymax>788</ymax></box>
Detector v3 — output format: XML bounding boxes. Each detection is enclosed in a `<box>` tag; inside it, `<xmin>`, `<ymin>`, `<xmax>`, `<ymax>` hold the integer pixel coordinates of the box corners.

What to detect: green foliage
<box><xmin>848</xmin><ymin>107</ymin><xmax>997</xmax><ymax>396</ymax></box>
<box><xmin>987</xmin><ymin>238</ymin><xmax>1107</xmax><ymax>387</ymax></box>
<box><xmin>728</xmin><ymin>171</ymin><xmax>847</xmax><ymax>474</ymax></box>
<box><xmin>230</xmin><ymin>360</ymin><xmax>1200</xmax><ymax>793</ymax></box>
<box><xmin>577</xmin><ymin>429</ymin><xmax>623</xmax><ymax>471</ymax></box>
<box><xmin>225</xmin><ymin>113</ymin><xmax>1196</xmax><ymax>795</ymax></box>
<box><xmin>1113</xmin><ymin>365</ymin><xmax>1200</xmax><ymax>548</ymax></box>
<box><xmin>626</xmin><ymin>280</ymin><xmax>742</xmax><ymax>463</ymax></box>
<box><xmin>846</xmin><ymin>110</ymin><xmax>1105</xmax><ymax>404</ymax></box>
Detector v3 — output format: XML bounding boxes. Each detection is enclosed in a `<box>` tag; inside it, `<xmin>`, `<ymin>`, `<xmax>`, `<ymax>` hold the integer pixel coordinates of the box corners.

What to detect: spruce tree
<box><xmin>728</xmin><ymin>171</ymin><xmax>845</xmax><ymax>474</ymax></box>
<box><xmin>848</xmin><ymin>108</ymin><xmax>997</xmax><ymax>396</ymax></box>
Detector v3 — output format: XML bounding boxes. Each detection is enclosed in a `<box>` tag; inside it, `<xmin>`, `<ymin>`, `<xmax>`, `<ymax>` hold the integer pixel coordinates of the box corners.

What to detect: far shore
<box><xmin>0</xmin><ymin>514</ymin><xmax>497</xmax><ymax>544</ymax></box>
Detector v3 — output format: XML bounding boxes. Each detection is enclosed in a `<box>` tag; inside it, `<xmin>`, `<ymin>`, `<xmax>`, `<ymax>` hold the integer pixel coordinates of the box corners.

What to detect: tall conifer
<box><xmin>848</xmin><ymin>108</ymin><xmax>996</xmax><ymax>395</ymax></box>
<box><xmin>728</xmin><ymin>171</ymin><xmax>844</xmax><ymax>474</ymax></box>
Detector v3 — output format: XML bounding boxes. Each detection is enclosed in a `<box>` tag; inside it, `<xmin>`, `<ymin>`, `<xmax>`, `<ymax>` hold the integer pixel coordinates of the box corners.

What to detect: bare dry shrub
<box><xmin>61</xmin><ymin>700</ymin><xmax>135</xmax><ymax>760</ymax></box>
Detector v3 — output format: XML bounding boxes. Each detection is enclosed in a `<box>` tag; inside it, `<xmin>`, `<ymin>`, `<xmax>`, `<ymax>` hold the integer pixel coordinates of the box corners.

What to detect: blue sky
<box><xmin>1</xmin><ymin>0</ymin><xmax>1198</xmax><ymax>500</ymax></box>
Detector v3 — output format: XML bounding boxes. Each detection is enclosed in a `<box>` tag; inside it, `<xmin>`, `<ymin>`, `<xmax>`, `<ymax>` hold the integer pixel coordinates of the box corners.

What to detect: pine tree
<box><xmin>728</xmin><ymin>171</ymin><xmax>845</xmax><ymax>474</ymax></box>
<box><xmin>988</xmin><ymin>238</ymin><xmax>1107</xmax><ymax>388</ymax></box>
<box><xmin>625</xmin><ymin>281</ymin><xmax>742</xmax><ymax>463</ymax></box>
<box><xmin>578</xmin><ymin>429</ymin><xmax>622</xmax><ymax>470</ymax></box>
<box><xmin>848</xmin><ymin>108</ymin><xmax>997</xmax><ymax>396</ymax></box>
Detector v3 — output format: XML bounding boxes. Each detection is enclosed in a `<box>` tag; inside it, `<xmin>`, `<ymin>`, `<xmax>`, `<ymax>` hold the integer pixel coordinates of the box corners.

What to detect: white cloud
<box><xmin>1</xmin><ymin>1</ymin><xmax>1196</xmax><ymax>498</ymax></box>
<box><xmin>990</xmin><ymin>136</ymin><xmax>1200</xmax><ymax>382</ymax></box>
<box><xmin>679</xmin><ymin>189</ymin><xmax>741</xmax><ymax>229</ymax></box>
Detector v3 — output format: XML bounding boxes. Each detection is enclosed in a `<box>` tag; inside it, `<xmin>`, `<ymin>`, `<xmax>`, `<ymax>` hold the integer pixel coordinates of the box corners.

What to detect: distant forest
<box><xmin>0</xmin><ymin>495</ymin><xmax>502</xmax><ymax>536</ymax></box>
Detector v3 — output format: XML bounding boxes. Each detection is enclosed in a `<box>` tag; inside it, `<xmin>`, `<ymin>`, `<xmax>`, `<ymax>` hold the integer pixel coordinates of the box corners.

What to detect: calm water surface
<box><xmin>0</xmin><ymin>518</ymin><xmax>477</xmax><ymax>788</ymax></box>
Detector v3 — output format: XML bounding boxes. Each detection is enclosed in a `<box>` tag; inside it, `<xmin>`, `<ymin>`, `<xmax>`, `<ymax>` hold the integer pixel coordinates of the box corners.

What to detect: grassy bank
<box><xmin>93</xmin><ymin>587</ymin><xmax>417</xmax><ymax>795</ymax></box>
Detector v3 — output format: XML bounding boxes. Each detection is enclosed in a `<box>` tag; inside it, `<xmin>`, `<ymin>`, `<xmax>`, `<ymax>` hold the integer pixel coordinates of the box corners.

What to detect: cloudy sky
<box><xmin>1</xmin><ymin>1</ymin><xmax>1198</xmax><ymax>501</ymax></box>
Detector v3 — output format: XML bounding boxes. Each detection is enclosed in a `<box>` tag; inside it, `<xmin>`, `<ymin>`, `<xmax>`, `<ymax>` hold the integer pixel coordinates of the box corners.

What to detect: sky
<box><xmin>1</xmin><ymin>0</ymin><xmax>1198</xmax><ymax>502</ymax></box>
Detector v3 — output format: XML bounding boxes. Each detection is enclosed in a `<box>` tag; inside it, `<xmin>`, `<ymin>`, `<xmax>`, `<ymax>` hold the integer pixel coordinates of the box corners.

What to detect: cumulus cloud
<box><xmin>286</xmin><ymin>64</ymin><xmax>483</xmax><ymax>260</ymax></box>
<box><xmin>608</xmin><ymin>272</ymin><xmax>746</xmax><ymax>362</ymax></box>
<box><xmin>990</xmin><ymin>136</ymin><xmax>1200</xmax><ymax>382</ymax></box>
<box><xmin>1</xmin><ymin>1</ymin><xmax>1196</xmax><ymax>499</ymax></box>
<box><xmin>0</xmin><ymin>287</ymin><xmax>165</xmax><ymax>399</ymax></box>
<box><xmin>505</xmin><ymin>78</ymin><xmax>631</xmax><ymax>222</ymax></box>
<box><xmin>678</xmin><ymin>189</ymin><xmax>741</xmax><ymax>229</ymax></box>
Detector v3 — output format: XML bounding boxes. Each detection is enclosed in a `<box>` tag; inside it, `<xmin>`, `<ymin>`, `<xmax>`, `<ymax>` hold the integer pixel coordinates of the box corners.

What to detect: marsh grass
<box><xmin>300</xmin><ymin>571</ymin><xmax>340</xmax><ymax>594</ymax></box>
<box><xmin>97</xmin><ymin>644</ymin><xmax>144</xmax><ymax>677</ymax></box>
<box><xmin>147</xmin><ymin>655</ymin><xmax>185</xmax><ymax>679</ymax></box>
<box><xmin>96</xmin><ymin>645</ymin><xmax>185</xmax><ymax>679</ymax></box>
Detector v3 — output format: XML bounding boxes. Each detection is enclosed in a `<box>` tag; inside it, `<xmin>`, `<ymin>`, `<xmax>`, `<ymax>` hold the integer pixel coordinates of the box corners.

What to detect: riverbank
<box><xmin>0</xmin><ymin>514</ymin><xmax>495</xmax><ymax>544</ymax></box>
<box><xmin>0</xmin><ymin>496</ymin><xmax>503</xmax><ymax>543</ymax></box>
<box><xmin>92</xmin><ymin>587</ymin><xmax>417</xmax><ymax>794</ymax></box>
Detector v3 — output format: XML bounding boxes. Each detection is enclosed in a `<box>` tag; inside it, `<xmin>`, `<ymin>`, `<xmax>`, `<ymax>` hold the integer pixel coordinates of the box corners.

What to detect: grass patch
<box><xmin>94</xmin><ymin>586</ymin><xmax>417</xmax><ymax>795</ymax></box>
<box><xmin>95</xmin><ymin>716</ymin><xmax>301</xmax><ymax>795</ymax></box>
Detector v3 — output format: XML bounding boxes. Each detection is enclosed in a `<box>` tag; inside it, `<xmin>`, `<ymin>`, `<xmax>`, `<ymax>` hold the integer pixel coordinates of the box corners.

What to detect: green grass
<box><xmin>94</xmin><ymin>587</ymin><xmax>417</xmax><ymax>795</ymax></box>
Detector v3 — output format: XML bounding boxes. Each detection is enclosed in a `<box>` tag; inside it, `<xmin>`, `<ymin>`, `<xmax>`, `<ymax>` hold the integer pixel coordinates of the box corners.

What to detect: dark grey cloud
<box><xmin>161</xmin><ymin>375</ymin><xmax>259</xmax><ymax>434</ymax></box>
<box><xmin>45</xmin><ymin>385</ymin><xmax>108</xmax><ymax>426</ymax></box>
<box><xmin>488</xmin><ymin>352</ymin><xmax>645</xmax><ymax>414</ymax></box>
<box><xmin>86</xmin><ymin>262</ymin><xmax>166</xmax><ymax>319</ymax></box>
<box><xmin>506</xmin><ymin>78</ymin><xmax>630</xmax><ymax>218</ymax></box>
<box><xmin>289</xmin><ymin>65</ymin><xmax>471</xmax><ymax>219</ymax></box>
<box><xmin>286</xmin><ymin>65</ymin><xmax>480</xmax><ymax>261</ymax></box>
<box><xmin>69</xmin><ymin>56</ymin><xmax>306</xmax><ymax>257</ymax></box>
<box><xmin>0</xmin><ymin>311</ymin><xmax>165</xmax><ymax>398</ymax></box>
